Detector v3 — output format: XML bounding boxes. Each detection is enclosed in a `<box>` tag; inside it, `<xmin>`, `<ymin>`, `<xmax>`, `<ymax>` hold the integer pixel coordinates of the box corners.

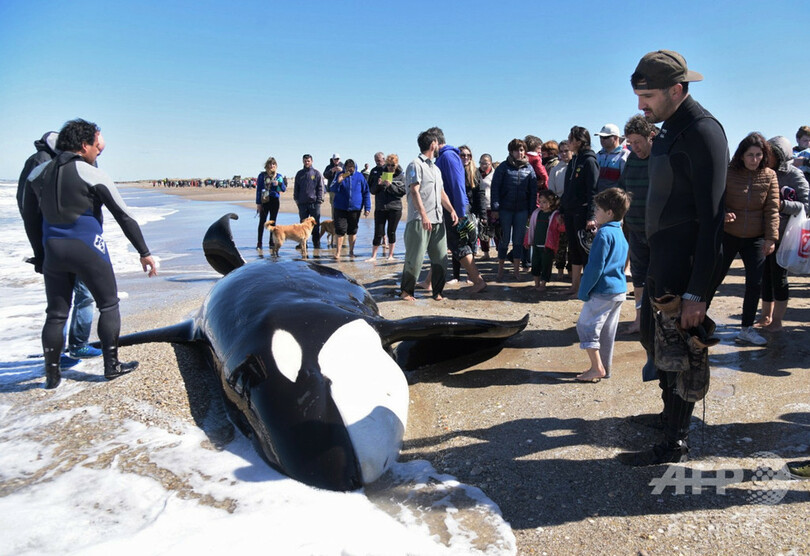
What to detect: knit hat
<box><xmin>631</xmin><ymin>50</ymin><xmax>703</xmax><ymax>90</ymax></box>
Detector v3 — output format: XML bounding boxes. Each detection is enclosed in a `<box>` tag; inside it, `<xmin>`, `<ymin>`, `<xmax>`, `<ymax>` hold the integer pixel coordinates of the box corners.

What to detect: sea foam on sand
<box><xmin>0</xmin><ymin>182</ymin><xmax>516</xmax><ymax>556</ymax></box>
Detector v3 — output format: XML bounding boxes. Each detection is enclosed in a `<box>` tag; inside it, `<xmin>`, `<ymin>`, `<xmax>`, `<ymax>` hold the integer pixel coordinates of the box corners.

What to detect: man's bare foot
<box><xmin>468</xmin><ymin>280</ymin><xmax>487</xmax><ymax>294</ymax></box>
<box><xmin>432</xmin><ymin>294</ymin><xmax>444</xmax><ymax>301</ymax></box>
<box><xmin>535</xmin><ymin>283</ymin><xmax>546</xmax><ymax>292</ymax></box>
<box><xmin>416</xmin><ymin>281</ymin><xmax>432</xmax><ymax>292</ymax></box>
<box><xmin>365</xmin><ymin>257</ymin><xmax>377</xmax><ymax>263</ymax></box>
<box><xmin>400</xmin><ymin>292</ymin><xmax>415</xmax><ymax>301</ymax></box>
<box><xmin>387</xmin><ymin>255</ymin><xmax>396</xmax><ymax>261</ymax></box>
<box><xmin>349</xmin><ymin>251</ymin><xmax>355</xmax><ymax>258</ymax></box>
<box><xmin>763</xmin><ymin>322</ymin><xmax>783</xmax><ymax>332</ymax></box>
<box><xmin>576</xmin><ymin>368</ymin><xmax>605</xmax><ymax>382</ymax></box>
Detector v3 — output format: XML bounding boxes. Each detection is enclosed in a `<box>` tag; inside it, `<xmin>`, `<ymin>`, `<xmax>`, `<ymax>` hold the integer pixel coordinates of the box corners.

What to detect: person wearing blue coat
<box><xmin>575</xmin><ymin>188</ymin><xmax>630</xmax><ymax>383</ymax></box>
<box><xmin>330</xmin><ymin>158</ymin><xmax>371</xmax><ymax>258</ymax></box>
<box><xmin>490</xmin><ymin>138</ymin><xmax>537</xmax><ymax>281</ymax></box>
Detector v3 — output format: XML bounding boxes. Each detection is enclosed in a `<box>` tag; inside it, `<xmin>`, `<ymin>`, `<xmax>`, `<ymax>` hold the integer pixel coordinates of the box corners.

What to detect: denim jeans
<box><xmin>67</xmin><ymin>279</ymin><xmax>94</xmax><ymax>350</ymax></box>
<box><xmin>497</xmin><ymin>209</ymin><xmax>529</xmax><ymax>262</ymax></box>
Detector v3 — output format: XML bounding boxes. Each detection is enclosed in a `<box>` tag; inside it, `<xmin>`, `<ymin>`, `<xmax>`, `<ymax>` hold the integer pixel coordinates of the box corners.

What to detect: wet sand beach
<box><xmin>19</xmin><ymin>182</ymin><xmax>810</xmax><ymax>553</ymax></box>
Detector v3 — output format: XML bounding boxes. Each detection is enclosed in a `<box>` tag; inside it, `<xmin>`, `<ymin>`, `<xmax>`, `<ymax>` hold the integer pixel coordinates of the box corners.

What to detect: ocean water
<box><xmin>0</xmin><ymin>182</ymin><xmax>516</xmax><ymax>555</ymax></box>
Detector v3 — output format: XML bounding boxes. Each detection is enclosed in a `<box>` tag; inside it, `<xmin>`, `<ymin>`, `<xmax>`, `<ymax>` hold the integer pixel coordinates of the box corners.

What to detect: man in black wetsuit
<box><xmin>619</xmin><ymin>51</ymin><xmax>728</xmax><ymax>466</ymax></box>
<box><xmin>18</xmin><ymin>131</ymin><xmax>103</xmax><ymax>361</ymax></box>
<box><xmin>23</xmin><ymin>119</ymin><xmax>158</xmax><ymax>389</ymax></box>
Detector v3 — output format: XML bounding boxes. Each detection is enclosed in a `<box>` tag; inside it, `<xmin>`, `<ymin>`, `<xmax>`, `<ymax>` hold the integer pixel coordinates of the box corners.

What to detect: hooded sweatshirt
<box><xmin>17</xmin><ymin>132</ymin><xmax>59</xmax><ymax>215</ymax></box>
<box><xmin>769</xmin><ymin>136</ymin><xmax>810</xmax><ymax>235</ymax></box>
<box><xmin>435</xmin><ymin>145</ymin><xmax>469</xmax><ymax>217</ymax></box>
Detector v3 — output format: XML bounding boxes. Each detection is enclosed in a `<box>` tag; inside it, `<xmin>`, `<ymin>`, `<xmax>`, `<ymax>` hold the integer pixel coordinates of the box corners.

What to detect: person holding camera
<box><xmin>255</xmin><ymin>156</ymin><xmax>287</xmax><ymax>250</ymax></box>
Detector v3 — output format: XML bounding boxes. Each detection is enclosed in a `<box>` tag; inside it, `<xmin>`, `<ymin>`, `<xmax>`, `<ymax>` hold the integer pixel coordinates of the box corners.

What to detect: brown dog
<box><xmin>265</xmin><ymin>217</ymin><xmax>317</xmax><ymax>258</ymax></box>
<box><xmin>318</xmin><ymin>219</ymin><xmax>336</xmax><ymax>248</ymax></box>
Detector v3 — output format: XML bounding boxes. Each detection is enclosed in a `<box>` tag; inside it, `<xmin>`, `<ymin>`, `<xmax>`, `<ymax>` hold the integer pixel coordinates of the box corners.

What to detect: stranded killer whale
<box><xmin>115</xmin><ymin>213</ymin><xmax>529</xmax><ymax>491</ymax></box>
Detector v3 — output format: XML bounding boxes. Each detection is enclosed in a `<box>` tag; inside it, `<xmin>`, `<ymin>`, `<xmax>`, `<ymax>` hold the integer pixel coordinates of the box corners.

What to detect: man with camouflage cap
<box><xmin>619</xmin><ymin>50</ymin><xmax>728</xmax><ymax>466</ymax></box>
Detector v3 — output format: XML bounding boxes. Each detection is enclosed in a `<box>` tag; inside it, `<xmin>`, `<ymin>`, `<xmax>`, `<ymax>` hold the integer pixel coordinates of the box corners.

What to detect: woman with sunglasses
<box><xmin>366</xmin><ymin>153</ymin><xmax>406</xmax><ymax>262</ymax></box>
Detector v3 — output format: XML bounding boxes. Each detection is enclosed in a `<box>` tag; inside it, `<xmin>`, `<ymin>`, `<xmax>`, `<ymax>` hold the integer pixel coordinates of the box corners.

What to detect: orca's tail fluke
<box><xmin>374</xmin><ymin>314</ymin><xmax>530</xmax><ymax>372</ymax></box>
<box><xmin>203</xmin><ymin>213</ymin><xmax>246</xmax><ymax>275</ymax></box>
<box><xmin>92</xmin><ymin>320</ymin><xmax>199</xmax><ymax>348</ymax></box>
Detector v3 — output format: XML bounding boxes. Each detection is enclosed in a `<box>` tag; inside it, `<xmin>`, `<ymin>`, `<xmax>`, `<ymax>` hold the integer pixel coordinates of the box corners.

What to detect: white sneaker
<box><xmin>735</xmin><ymin>326</ymin><xmax>767</xmax><ymax>346</ymax></box>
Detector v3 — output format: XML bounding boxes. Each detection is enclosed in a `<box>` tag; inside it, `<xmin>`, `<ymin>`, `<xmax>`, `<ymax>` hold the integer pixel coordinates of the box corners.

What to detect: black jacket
<box><xmin>560</xmin><ymin>148</ymin><xmax>598</xmax><ymax>220</ymax></box>
<box><xmin>369</xmin><ymin>165</ymin><xmax>406</xmax><ymax>211</ymax></box>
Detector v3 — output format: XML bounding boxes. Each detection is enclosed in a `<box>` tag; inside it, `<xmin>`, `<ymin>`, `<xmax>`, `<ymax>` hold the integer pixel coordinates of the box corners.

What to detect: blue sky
<box><xmin>1</xmin><ymin>0</ymin><xmax>806</xmax><ymax>180</ymax></box>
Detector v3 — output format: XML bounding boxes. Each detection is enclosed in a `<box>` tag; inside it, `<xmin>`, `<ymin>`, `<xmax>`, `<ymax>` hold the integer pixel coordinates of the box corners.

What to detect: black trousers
<box><xmin>42</xmin><ymin>238</ymin><xmax>120</xmax><ymax>362</ymax></box>
<box><xmin>257</xmin><ymin>197</ymin><xmax>281</xmax><ymax>246</ymax></box>
<box><xmin>373</xmin><ymin>209</ymin><xmax>401</xmax><ymax>246</ymax></box>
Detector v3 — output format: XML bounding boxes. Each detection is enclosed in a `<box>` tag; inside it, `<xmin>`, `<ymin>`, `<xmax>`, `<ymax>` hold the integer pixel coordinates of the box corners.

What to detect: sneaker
<box><xmin>69</xmin><ymin>345</ymin><xmax>103</xmax><ymax>358</ymax></box>
<box><xmin>788</xmin><ymin>460</ymin><xmax>810</xmax><ymax>479</ymax></box>
<box><xmin>735</xmin><ymin>326</ymin><xmax>767</xmax><ymax>346</ymax></box>
<box><xmin>59</xmin><ymin>354</ymin><xmax>81</xmax><ymax>368</ymax></box>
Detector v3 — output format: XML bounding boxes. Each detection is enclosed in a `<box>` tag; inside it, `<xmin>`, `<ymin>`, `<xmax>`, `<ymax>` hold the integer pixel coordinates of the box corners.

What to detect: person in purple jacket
<box><xmin>421</xmin><ymin>127</ymin><xmax>486</xmax><ymax>293</ymax></box>
<box><xmin>574</xmin><ymin>188</ymin><xmax>630</xmax><ymax>383</ymax></box>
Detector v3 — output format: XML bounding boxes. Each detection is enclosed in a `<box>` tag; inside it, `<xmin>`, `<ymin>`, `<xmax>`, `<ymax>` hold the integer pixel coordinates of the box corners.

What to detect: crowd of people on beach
<box><xmin>251</xmin><ymin>115</ymin><xmax>809</xmax><ymax>347</ymax></box>
<box><xmin>250</xmin><ymin>50</ymin><xmax>809</xmax><ymax>473</ymax></box>
<box><xmin>16</xmin><ymin>50</ymin><xmax>810</xmax><ymax>478</ymax></box>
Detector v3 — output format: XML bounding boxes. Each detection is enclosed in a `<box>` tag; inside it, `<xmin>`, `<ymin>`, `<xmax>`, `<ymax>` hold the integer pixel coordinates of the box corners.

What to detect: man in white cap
<box><xmin>595</xmin><ymin>123</ymin><xmax>629</xmax><ymax>192</ymax></box>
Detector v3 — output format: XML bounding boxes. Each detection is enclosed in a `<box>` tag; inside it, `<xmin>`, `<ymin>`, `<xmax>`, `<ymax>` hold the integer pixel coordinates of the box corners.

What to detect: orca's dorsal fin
<box><xmin>203</xmin><ymin>213</ymin><xmax>246</xmax><ymax>275</ymax></box>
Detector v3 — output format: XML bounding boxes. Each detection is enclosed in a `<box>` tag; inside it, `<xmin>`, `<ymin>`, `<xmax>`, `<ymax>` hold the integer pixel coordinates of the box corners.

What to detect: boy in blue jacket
<box><xmin>575</xmin><ymin>188</ymin><xmax>631</xmax><ymax>382</ymax></box>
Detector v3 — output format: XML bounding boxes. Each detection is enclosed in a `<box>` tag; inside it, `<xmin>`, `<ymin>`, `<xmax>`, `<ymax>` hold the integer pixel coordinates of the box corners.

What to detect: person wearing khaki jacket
<box><xmin>714</xmin><ymin>132</ymin><xmax>780</xmax><ymax>346</ymax></box>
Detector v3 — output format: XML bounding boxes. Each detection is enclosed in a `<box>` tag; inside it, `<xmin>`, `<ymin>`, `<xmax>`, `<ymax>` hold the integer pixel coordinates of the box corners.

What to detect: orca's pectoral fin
<box><xmin>393</xmin><ymin>337</ymin><xmax>505</xmax><ymax>373</ymax></box>
<box><xmin>203</xmin><ymin>213</ymin><xmax>246</xmax><ymax>276</ymax></box>
<box><xmin>375</xmin><ymin>314</ymin><xmax>529</xmax><ymax>373</ymax></box>
<box><xmin>375</xmin><ymin>313</ymin><xmax>529</xmax><ymax>347</ymax></box>
<box><xmin>91</xmin><ymin>320</ymin><xmax>199</xmax><ymax>348</ymax></box>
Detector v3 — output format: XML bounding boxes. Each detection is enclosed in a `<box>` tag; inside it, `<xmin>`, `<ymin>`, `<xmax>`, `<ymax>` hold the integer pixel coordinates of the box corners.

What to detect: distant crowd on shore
<box><xmin>151</xmin><ymin>177</ymin><xmax>257</xmax><ymax>188</ymax></box>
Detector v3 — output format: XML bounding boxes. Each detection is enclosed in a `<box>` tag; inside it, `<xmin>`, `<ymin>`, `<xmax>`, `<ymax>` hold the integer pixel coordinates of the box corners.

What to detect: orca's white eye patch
<box><xmin>319</xmin><ymin>319</ymin><xmax>409</xmax><ymax>483</ymax></box>
<box><xmin>272</xmin><ymin>329</ymin><xmax>302</xmax><ymax>382</ymax></box>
